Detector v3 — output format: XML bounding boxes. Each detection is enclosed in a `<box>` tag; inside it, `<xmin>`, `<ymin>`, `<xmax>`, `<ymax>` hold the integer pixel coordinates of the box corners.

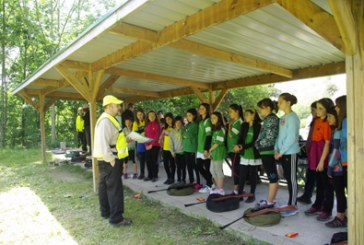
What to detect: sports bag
<box><xmin>206</xmin><ymin>193</ymin><xmax>240</xmax><ymax>213</ymax></box>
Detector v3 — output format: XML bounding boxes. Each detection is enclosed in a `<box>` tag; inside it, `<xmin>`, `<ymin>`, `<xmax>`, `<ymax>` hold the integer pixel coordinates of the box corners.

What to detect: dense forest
<box><xmin>0</xmin><ymin>0</ymin><xmax>337</xmax><ymax>150</ymax></box>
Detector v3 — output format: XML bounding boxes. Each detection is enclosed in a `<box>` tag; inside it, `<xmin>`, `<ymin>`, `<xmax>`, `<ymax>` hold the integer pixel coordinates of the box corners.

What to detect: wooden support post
<box><xmin>209</xmin><ymin>89</ymin><xmax>215</xmax><ymax>112</ymax></box>
<box><xmin>346</xmin><ymin>51</ymin><xmax>364</xmax><ymax>245</ymax></box>
<box><xmin>38</xmin><ymin>95</ymin><xmax>47</xmax><ymax>164</ymax></box>
<box><xmin>330</xmin><ymin>1</ymin><xmax>364</xmax><ymax>243</ymax></box>
<box><xmin>89</xmin><ymin>99</ymin><xmax>99</xmax><ymax>192</ymax></box>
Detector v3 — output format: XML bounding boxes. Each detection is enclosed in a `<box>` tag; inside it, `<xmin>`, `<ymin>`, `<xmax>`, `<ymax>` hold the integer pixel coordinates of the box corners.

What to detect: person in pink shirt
<box><xmin>144</xmin><ymin>111</ymin><xmax>161</xmax><ymax>182</ymax></box>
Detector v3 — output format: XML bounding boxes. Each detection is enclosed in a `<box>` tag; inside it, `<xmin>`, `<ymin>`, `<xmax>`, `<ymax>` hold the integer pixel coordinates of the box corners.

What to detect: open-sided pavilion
<box><xmin>12</xmin><ymin>0</ymin><xmax>363</xmax><ymax>243</ymax></box>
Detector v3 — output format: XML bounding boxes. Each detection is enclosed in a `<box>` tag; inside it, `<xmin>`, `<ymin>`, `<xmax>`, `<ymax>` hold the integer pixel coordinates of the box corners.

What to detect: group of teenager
<box><xmin>120</xmin><ymin>93</ymin><xmax>347</xmax><ymax>227</ymax></box>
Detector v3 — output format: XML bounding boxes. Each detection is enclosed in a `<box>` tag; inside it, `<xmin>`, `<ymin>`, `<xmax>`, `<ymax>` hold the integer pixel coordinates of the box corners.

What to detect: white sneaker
<box><xmin>215</xmin><ymin>188</ymin><xmax>225</xmax><ymax>195</ymax></box>
<box><xmin>199</xmin><ymin>185</ymin><xmax>211</xmax><ymax>193</ymax></box>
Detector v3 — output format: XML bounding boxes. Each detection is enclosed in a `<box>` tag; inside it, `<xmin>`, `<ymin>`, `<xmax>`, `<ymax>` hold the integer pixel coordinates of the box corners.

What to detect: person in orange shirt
<box><xmin>304</xmin><ymin>98</ymin><xmax>334</xmax><ymax>221</ymax></box>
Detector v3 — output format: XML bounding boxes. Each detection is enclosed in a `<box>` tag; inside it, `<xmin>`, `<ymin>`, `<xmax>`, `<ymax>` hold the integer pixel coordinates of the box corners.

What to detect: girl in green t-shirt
<box><xmin>227</xmin><ymin>104</ymin><xmax>243</xmax><ymax>195</ymax></box>
<box><xmin>209</xmin><ymin>111</ymin><xmax>227</xmax><ymax>195</ymax></box>
<box><xmin>234</xmin><ymin>109</ymin><xmax>261</xmax><ymax>203</ymax></box>
<box><xmin>182</xmin><ymin>108</ymin><xmax>199</xmax><ymax>184</ymax></box>
<box><xmin>197</xmin><ymin>103</ymin><xmax>214</xmax><ymax>193</ymax></box>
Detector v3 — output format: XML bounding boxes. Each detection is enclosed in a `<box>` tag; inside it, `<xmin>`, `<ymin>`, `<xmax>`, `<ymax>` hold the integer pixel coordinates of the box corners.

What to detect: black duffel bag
<box><xmin>206</xmin><ymin>193</ymin><xmax>240</xmax><ymax>213</ymax></box>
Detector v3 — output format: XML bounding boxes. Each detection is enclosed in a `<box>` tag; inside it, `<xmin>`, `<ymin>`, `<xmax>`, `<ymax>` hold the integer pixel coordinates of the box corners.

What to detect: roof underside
<box><xmin>13</xmin><ymin>0</ymin><xmax>345</xmax><ymax>104</ymax></box>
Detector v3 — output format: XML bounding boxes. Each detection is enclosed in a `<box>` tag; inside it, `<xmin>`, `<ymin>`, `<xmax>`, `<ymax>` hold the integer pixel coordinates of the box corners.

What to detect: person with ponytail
<box><xmin>274</xmin><ymin>93</ymin><xmax>300</xmax><ymax>216</ymax></box>
<box><xmin>227</xmin><ymin>104</ymin><xmax>243</xmax><ymax>195</ymax></box>
<box><xmin>255</xmin><ymin>98</ymin><xmax>280</xmax><ymax>209</ymax></box>
<box><xmin>197</xmin><ymin>103</ymin><xmax>214</xmax><ymax>193</ymax></box>
<box><xmin>326</xmin><ymin>95</ymin><xmax>347</xmax><ymax>228</ymax></box>
<box><xmin>304</xmin><ymin>98</ymin><xmax>334</xmax><ymax>221</ymax></box>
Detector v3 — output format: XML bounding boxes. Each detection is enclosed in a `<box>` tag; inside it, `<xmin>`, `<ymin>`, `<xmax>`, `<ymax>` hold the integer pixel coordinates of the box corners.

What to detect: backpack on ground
<box><xmin>206</xmin><ymin>193</ymin><xmax>240</xmax><ymax>213</ymax></box>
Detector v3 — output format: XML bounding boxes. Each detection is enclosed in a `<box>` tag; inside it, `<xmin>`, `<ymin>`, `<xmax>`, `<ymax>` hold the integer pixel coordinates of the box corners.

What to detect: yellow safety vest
<box><xmin>96</xmin><ymin>113</ymin><xmax>129</xmax><ymax>159</ymax></box>
<box><xmin>76</xmin><ymin>115</ymin><xmax>84</xmax><ymax>132</ymax></box>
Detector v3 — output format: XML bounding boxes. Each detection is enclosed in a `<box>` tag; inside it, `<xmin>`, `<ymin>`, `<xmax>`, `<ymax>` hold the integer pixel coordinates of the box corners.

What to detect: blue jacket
<box><xmin>339</xmin><ymin>118</ymin><xmax>347</xmax><ymax>163</ymax></box>
<box><xmin>275</xmin><ymin>111</ymin><xmax>300</xmax><ymax>155</ymax></box>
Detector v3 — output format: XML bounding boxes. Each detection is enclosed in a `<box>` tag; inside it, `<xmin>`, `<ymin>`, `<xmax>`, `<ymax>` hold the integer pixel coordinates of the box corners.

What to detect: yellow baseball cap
<box><xmin>102</xmin><ymin>95</ymin><xmax>123</xmax><ymax>106</ymax></box>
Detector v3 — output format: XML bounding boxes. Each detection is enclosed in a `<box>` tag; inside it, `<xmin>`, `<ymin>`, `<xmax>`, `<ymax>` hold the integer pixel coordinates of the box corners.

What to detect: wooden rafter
<box><xmin>110</xmin><ymin>22</ymin><xmax>157</xmax><ymax>42</ymax></box>
<box><xmin>92</xmin><ymin>0</ymin><xmax>275</xmax><ymax>71</ymax></box>
<box><xmin>170</xmin><ymin>40</ymin><xmax>293</xmax><ymax>78</ymax></box>
<box><xmin>55</xmin><ymin>65</ymin><xmax>90</xmax><ymax>100</ymax></box>
<box><xmin>108</xmin><ymin>87</ymin><xmax>160</xmax><ymax>98</ymax></box>
<box><xmin>328</xmin><ymin>0</ymin><xmax>357</xmax><ymax>54</ymax></box>
<box><xmin>277</xmin><ymin>0</ymin><xmax>344</xmax><ymax>51</ymax></box>
<box><xmin>106</xmin><ymin>67</ymin><xmax>210</xmax><ymax>89</ymax></box>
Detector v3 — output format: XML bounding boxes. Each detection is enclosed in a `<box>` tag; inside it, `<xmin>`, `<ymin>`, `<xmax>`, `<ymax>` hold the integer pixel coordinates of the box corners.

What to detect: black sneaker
<box><xmin>163</xmin><ymin>179</ymin><xmax>169</xmax><ymax>184</ymax></box>
<box><xmin>245</xmin><ymin>196</ymin><xmax>256</xmax><ymax>203</ymax></box>
<box><xmin>297</xmin><ymin>195</ymin><xmax>312</xmax><ymax>204</ymax></box>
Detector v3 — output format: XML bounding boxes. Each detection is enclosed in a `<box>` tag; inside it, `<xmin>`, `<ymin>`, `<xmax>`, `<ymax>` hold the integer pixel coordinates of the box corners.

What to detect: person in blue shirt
<box><xmin>274</xmin><ymin>93</ymin><xmax>300</xmax><ymax>216</ymax></box>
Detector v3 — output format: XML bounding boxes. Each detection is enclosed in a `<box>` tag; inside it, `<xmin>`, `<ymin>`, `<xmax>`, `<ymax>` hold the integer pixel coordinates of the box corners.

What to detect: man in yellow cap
<box><xmin>93</xmin><ymin>95</ymin><xmax>132</xmax><ymax>226</ymax></box>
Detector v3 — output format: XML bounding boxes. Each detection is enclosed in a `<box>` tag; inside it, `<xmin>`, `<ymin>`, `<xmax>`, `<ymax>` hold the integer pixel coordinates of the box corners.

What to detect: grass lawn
<box><xmin>0</xmin><ymin>149</ymin><xmax>266</xmax><ymax>245</ymax></box>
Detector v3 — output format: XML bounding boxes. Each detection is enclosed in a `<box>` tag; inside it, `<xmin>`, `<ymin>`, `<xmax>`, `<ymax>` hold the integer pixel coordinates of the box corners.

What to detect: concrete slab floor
<box><xmin>122</xmin><ymin>163</ymin><xmax>347</xmax><ymax>245</ymax></box>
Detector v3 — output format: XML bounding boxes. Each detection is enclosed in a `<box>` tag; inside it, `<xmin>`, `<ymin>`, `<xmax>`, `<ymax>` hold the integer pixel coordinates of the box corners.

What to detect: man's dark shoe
<box><xmin>297</xmin><ymin>195</ymin><xmax>312</xmax><ymax>204</ymax></box>
<box><xmin>144</xmin><ymin>177</ymin><xmax>151</xmax><ymax>181</ymax></box>
<box><xmin>111</xmin><ymin>219</ymin><xmax>132</xmax><ymax>227</ymax></box>
<box><xmin>101</xmin><ymin>214</ymin><xmax>109</xmax><ymax>219</ymax></box>
<box><xmin>163</xmin><ymin>179</ymin><xmax>169</xmax><ymax>184</ymax></box>
<box><xmin>152</xmin><ymin>178</ymin><xmax>157</xmax><ymax>182</ymax></box>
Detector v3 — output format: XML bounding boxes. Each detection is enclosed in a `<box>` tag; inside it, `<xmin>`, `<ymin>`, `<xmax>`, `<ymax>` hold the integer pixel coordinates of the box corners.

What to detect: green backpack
<box><xmin>243</xmin><ymin>207</ymin><xmax>281</xmax><ymax>226</ymax></box>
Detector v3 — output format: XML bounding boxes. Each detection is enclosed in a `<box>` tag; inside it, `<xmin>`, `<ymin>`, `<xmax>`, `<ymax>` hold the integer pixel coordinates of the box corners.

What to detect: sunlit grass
<box><xmin>0</xmin><ymin>148</ymin><xmax>264</xmax><ymax>245</ymax></box>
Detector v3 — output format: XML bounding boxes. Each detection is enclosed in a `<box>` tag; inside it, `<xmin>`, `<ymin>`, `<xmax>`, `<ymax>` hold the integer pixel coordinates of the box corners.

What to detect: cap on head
<box><xmin>102</xmin><ymin>95</ymin><xmax>123</xmax><ymax>107</ymax></box>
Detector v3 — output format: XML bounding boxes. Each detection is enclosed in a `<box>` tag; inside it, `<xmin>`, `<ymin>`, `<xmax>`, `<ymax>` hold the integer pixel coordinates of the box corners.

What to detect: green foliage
<box><xmin>1</xmin><ymin>0</ymin><xmax>117</xmax><ymax>149</ymax></box>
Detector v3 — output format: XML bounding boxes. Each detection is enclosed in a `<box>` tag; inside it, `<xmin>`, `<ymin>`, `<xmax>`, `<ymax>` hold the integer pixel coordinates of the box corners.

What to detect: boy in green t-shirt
<box><xmin>209</xmin><ymin>112</ymin><xmax>227</xmax><ymax>195</ymax></box>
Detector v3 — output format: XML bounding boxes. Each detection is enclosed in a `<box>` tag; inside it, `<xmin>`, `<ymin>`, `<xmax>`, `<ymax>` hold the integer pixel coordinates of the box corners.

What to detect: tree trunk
<box><xmin>0</xmin><ymin>0</ymin><xmax>8</xmax><ymax>148</ymax></box>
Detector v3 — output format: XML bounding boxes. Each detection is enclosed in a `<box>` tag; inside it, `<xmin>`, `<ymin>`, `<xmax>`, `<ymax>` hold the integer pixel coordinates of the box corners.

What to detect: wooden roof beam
<box><xmin>170</xmin><ymin>40</ymin><xmax>293</xmax><ymax>78</ymax></box>
<box><xmin>106</xmin><ymin>67</ymin><xmax>210</xmax><ymax>89</ymax></box>
<box><xmin>92</xmin><ymin>0</ymin><xmax>275</xmax><ymax>71</ymax></box>
<box><xmin>33</xmin><ymin>79</ymin><xmax>63</xmax><ymax>88</ymax></box>
<box><xmin>212</xmin><ymin>61</ymin><xmax>345</xmax><ymax>90</ymax></box>
<box><xmin>277</xmin><ymin>0</ymin><xmax>344</xmax><ymax>51</ymax></box>
<box><xmin>45</xmin><ymin>91</ymin><xmax>85</xmax><ymax>101</ymax></box>
<box><xmin>131</xmin><ymin>62</ymin><xmax>345</xmax><ymax>102</ymax></box>
<box><xmin>108</xmin><ymin>87</ymin><xmax>160</xmax><ymax>98</ymax></box>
